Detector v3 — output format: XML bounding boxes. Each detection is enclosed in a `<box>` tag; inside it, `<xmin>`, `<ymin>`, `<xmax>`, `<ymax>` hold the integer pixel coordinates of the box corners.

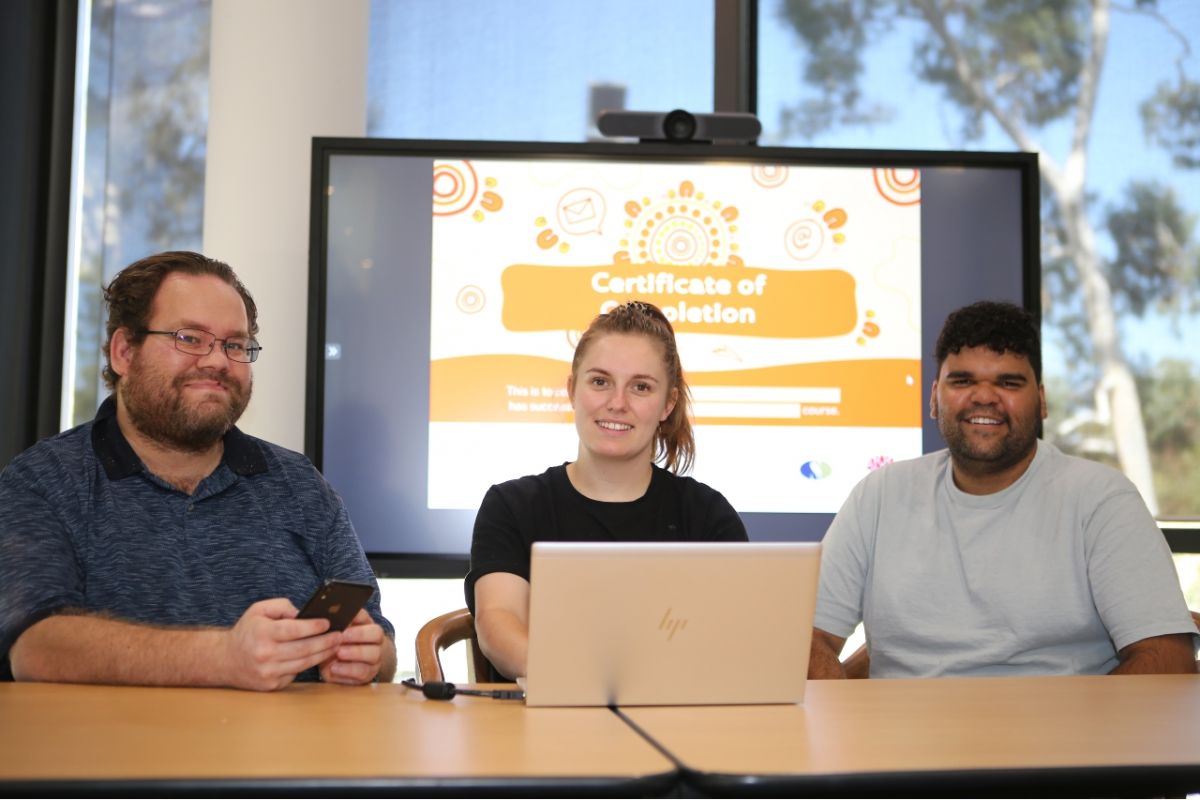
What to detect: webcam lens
<box><xmin>662</xmin><ymin>109</ymin><xmax>697</xmax><ymax>142</ymax></box>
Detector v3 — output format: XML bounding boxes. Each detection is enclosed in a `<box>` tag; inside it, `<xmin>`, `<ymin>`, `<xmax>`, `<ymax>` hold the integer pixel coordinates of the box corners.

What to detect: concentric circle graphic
<box><xmin>873</xmin><ymin>168</ymin><xmax>921</xmax><ymax>206</ymax></box>
<box><xmin>649</xmin><ymin>217</ymin><xmax>710</xmax><ymax>265</ymax></box>
<box><xmin>456</xmin><ymin>285</ymin><xmax>486</xmax><ymax>314</ymax></box>
<box><xmin>752</xmin><ymin>164</ymin><xmax>789</xmax><ymax>188</ymax></box>
<box><xmin>433</xmin><ymin>161</ymin><xmax>479</xmax><ymax>216</ymax></box>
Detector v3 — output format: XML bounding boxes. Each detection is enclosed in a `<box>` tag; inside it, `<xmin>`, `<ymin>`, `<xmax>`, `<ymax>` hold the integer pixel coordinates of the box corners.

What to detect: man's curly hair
<box><xmin>934</xmin><ymin>301</ymin><xmax>1041</xmax><ymax>382</ymax></box>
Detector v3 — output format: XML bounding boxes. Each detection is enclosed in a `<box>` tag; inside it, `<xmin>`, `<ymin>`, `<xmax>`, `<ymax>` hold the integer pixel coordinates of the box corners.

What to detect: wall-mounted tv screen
<box><xmin>307</xmin><ymin>138</ymin><xmax>1039</xmax><ymax>575</ymax></box>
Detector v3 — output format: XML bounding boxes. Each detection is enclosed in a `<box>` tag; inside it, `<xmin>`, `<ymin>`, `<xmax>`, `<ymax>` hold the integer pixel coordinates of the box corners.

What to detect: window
<box><xmin>758</xmin><ymin>0</ymin><xmax>1200</xmax><ymax>523</ymax></box>
<box><xmin>366</xmin><ymin>0</ymin><xmax>714</xmax><ymax>141</ymax></box>
<box><xmin>65</xmin><ymin>0</ymin><xmax>211</xmax><ymax>426</ymax></box>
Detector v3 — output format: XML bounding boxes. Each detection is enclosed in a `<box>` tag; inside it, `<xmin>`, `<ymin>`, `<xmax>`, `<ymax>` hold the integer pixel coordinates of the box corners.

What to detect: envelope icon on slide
<box><xmin>563</xmin><ymin>198</ymin><xmax>596</xmax><ymax>224</ymax></box>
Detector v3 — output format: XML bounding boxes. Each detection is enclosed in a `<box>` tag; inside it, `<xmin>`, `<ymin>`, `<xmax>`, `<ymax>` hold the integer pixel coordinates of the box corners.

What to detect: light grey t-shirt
<box><xmin>816</xmin><ymin>441</ymin><xmax>1194</xmax><ymax>677</ymax></box>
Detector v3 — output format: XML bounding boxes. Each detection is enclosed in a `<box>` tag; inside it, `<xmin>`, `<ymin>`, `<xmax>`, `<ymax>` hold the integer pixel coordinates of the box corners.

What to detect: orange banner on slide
<box><xmin>430</xmin><ymin>355</ymin><xmax>921</xmax><ymax>427</ymax></box>
<box><xmin>431</xmin><ymin>355</ymin><xmax>574</xmax><ymax>424</ymax></box>
<box><xmin>499</xmin><ymin>264</ymin><xmax>857</xmax><ymax>338</ymax></box>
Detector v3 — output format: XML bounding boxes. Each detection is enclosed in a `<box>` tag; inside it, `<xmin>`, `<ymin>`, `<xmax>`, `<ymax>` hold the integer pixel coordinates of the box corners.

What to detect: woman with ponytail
<box><xmin>465</xmin><ymin>301</ymin><xmax>747</xmax><ymax>679</ymax></box>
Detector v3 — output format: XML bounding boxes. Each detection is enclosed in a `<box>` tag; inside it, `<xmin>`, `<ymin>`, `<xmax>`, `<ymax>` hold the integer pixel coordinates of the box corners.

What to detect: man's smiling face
<box><xmin>931</xmin><ymin>345</ymin><xmax>1047</xmax><ymax>478</ymax></box>
<box><xmin>116</xmin><ymin>273</ymin><xmax>254</xmax><ymax>452</ymax></box>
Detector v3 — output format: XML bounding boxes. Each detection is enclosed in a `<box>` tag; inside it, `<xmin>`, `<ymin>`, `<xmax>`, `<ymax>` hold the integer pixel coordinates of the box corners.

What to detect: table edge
<box><xmin>681</xmin><ymin>762</ymin><xmax>1200</xmax><ymax>797</ymax></box>
<box><xmin>0</xmin><ymin>770</ymin><xmax>680</xmax><ymax>799</ymax></box>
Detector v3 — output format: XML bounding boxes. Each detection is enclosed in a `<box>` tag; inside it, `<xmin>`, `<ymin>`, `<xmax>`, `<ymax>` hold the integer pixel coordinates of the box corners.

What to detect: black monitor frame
<box><xmin>306</xmin><ymin>136</ymin><xmax>1044</xmax><ymax>577</ymax></box>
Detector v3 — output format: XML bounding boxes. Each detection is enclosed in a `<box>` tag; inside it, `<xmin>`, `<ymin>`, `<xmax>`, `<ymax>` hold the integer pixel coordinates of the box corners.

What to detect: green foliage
<box><xmin>910</xmin><ymin>0</ymin><xmax>1088</xmax><ymax>140</ymax></box>
<box><xmin>1141</xmin><ymin>79</ymin><xmax>1200</xmax><ymax>169</ymax></box>
<box><xmin>1105</xmin><ymin>181</ymin><xmax>1199</xmax><ymax>317</ymax></box>
<box><xmin>1138</xmin><ymin>359</ymin><xmax>1200</xmax><ymax>453</ymax></box>
<box><xmin>121</xmin><ymin>34</ymin><xmax>210</xmax><ymax>249</ymax></box>
<box><xmin>1152</xmin><ymin>445</ymin><xmax>1200</xmax><ymax>519</ymax></box>
<box><xmin>1133</xmin><ymin>358</ymin><xmax>1200</xmax><ymax>517</ymax></box>
<box><xmin>777</xmin><ymin>0</ymin><xmax>1092</xmax><ymax>141</ymax></box>
<box><xmin>776</xmin><ymin>0</ymin><xmax>897</xmax><ymax>136</ymax></box>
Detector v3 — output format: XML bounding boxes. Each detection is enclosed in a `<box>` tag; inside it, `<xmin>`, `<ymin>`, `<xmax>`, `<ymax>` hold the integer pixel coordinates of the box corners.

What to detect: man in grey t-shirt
<box><xmin>0</xmin><ymin>251</ymin><xmax>396</xmax><ymax>689</ymax></box>
<box><xmin>809</xmin><ymin>301</ymin><xmax>1196</xmax><ymax>679</ymax></box>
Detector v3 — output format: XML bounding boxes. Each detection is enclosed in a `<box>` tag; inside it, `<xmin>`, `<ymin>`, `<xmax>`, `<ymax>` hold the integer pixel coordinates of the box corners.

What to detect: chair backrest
<box><xmin>1192</xmin><ymin>610</ymin><xmax>1200</xmax><ymax>670</ymax></box>
<box><xmin>414</xmin><ymin>607</ymin><xmax>493</xmax><ymax>683</ymax></box>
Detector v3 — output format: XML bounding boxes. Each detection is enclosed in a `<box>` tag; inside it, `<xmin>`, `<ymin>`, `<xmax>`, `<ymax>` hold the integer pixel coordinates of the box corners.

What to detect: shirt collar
<box><xmin>90</xmin><ymin>395</ymin><xmax>268</xmax><ymax>480</ymax></box>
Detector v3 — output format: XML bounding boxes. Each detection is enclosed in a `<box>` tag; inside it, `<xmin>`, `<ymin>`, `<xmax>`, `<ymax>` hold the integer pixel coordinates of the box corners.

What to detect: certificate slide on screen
<box><xmin>427</xmin><ymin>159</ymin><xmax>922</xmax><ymax>512</ymax></box>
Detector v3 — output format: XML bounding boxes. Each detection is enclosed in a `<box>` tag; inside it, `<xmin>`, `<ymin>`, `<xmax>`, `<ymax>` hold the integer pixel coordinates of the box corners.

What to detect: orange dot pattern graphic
<box><xmin>613</xmin><ymin>181</ymin><xmax>741</xmax><ymax>267</ymax></box>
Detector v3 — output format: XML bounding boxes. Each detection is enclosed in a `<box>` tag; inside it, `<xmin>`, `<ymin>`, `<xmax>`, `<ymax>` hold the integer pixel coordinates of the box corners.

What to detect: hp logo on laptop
<box><xmin>658</xmin><ymin>608</ymin><xmax>688</xmax><ymax>641</ymax></box>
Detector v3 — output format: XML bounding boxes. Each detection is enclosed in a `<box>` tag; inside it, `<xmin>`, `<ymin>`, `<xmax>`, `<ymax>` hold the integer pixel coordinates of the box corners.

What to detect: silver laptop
<box><xmin>523</xmin><ymin>541</ymin><xmax>821</xmax><ymax>707</ymax></box>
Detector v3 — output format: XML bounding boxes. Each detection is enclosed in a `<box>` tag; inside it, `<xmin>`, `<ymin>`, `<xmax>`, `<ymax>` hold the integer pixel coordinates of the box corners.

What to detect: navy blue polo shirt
<box><xmin>0</xmin><ymin>397</ymin><xmax>391</xmax><ymax>681</ymax></box>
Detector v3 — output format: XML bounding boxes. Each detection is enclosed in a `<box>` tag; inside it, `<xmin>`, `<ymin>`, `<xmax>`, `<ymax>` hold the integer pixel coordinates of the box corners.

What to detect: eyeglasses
<box><xmin>142</xmin><ymin>328</ymin><xmax>262</xmax><ymax>363</ymax></box>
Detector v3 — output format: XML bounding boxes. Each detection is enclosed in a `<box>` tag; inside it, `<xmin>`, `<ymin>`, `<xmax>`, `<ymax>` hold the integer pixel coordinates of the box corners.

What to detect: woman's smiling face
<box><xmin>569</xmin><ymin>332</ymin><xmax>677</xmax><ymax>466</ymax></box>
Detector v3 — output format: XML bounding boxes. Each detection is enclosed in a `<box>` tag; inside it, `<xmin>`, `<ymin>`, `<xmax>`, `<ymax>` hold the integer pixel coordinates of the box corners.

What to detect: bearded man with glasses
<box><xmin>0</xmin><ymin>251</ymin><xmax>395</xmax><ymax>690</ymax></box>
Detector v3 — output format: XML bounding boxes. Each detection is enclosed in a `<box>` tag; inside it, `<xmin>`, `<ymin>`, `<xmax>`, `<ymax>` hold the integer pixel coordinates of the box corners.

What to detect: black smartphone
<box><xmin>296</xmin><ymin>579</ymin><xmax>374</xmax><ymax>632</ymax></box>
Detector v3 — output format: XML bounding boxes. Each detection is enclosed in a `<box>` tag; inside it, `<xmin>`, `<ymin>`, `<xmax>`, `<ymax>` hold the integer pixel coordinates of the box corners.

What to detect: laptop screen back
<box><xmin>525</xmin><ymin>541</ymin><xmax>821</xmax><ymax>707</ymax></box>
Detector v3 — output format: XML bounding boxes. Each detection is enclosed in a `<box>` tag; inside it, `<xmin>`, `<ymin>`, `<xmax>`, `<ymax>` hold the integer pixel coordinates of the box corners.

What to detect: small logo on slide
<box><xmin>800</xmin><ymin>460</ymin><xmax>832</xmax><ymax>480</ymax></box>
<box><xmin>658</xmin><ymin>608</ymin><xmax>688</xmax><ymax>641</ymax></box>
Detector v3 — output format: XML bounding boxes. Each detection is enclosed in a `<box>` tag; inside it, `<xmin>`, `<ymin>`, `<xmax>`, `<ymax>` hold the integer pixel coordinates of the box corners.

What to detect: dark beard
<box><xmin>121</xmin><ymin>369</ymin><xmax>251</xmax><ymax>453</ymax></box>
<box><xmin>939</xmin><ymin>408</ymin><xmax>1036</xmax><ymax>476</ymax></box>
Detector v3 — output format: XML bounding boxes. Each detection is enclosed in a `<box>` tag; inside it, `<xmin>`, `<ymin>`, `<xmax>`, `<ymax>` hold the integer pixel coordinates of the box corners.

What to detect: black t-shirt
<box><xmin>465</xmin><ymin>463</ymin><xmax>747</xmax><ymax>612</ymax></box>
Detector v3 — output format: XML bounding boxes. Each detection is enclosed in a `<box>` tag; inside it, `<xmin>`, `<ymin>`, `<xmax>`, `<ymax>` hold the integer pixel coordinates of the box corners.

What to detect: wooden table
<box><xmin>620</xmin><ymin>673</ymin><xmax>1200</xmax><ymax>796</ymax></box>
<box><xmin>5</xmin><ymin>675</ymin><xmax>1198</xmax><ymax>796</ymax></box>
<box><xmin>0</xmin><ymin>681</ymin><xmax>675</xmax><ymax>796</ymax></box>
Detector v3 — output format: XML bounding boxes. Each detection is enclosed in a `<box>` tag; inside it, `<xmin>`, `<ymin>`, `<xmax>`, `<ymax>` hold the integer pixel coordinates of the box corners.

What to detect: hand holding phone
<box><xmin>296</xmin><ymin>579</ymin><xmax>374</xmax><ymax>632</ymax></box>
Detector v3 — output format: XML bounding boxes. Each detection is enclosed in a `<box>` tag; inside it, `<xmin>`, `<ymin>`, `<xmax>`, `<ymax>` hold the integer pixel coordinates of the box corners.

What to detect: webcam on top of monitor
<box><xmin>597</xmin><ymin>109</ymin><xmax>762</xmax><ymax>145</ymax></box>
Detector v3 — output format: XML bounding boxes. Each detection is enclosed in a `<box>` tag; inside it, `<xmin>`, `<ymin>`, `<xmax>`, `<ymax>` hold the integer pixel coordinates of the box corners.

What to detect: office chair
<box><xmin>1193</xmin><ymin>610</ymin><xmax>1200</xmax><ymax>670</ymax></box>
<box><xmin>414</xmin><ymin>607</ymin><xmax>493</xmax><ymax>683</ymax></box>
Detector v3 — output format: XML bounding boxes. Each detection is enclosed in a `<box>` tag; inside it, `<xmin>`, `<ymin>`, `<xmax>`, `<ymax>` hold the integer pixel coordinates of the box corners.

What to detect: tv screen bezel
<box><xmin>306</xmin><ymin>136</ymin><xmax>1042</xmax><ymax>577</ymax></box>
